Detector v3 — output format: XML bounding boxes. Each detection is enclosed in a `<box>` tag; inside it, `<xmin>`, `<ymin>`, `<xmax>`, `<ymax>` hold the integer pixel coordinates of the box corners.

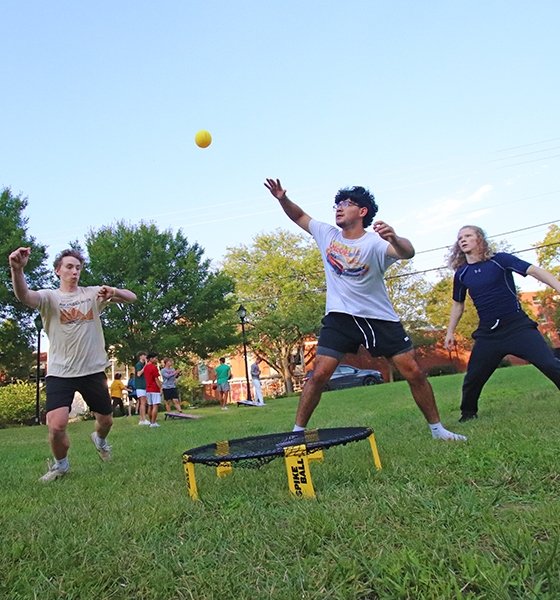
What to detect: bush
<box><xmin>426</xmin><ymin>364</ymin><xmax>459</xmax><ymax>377</ymax></box>
<box><xmin>176</xmin><ymin>376</ymin><xmax>204</xmax><ymax>405</ymax></box>
<box><xmin>0</xmin><ymin>381</ymin><xmax>45</xmax><ymax>427</ymax></box>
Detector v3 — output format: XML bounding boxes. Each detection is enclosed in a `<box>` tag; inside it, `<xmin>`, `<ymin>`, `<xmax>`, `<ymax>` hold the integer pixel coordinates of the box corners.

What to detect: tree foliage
<box><xmin>385</xmin><ymin>260</ymin><xmax>432</xmax><ymax>336</ymax></box>
<box><xmin>80</xmin><ymin>221</ymin><xmax>238</xmax><ymax>364</ymax></box>
<box><xmin>0</xmin><ymin>188</ymin><xmax>51</xmax><ymax>379</ymax></box>
<box><xmin>534</xmin><ymin>224</ymin><xmax>560</xmax><ymax>338</ymax></box>
<box><xmin>425</xmin><ymin>276</ymin><xmax>479</xmax><ymax>340</ymax></box>
<box><xmin>222</xmin><ymin>229</ymin><xmax>325</xmax><ymax>392</ymax></box>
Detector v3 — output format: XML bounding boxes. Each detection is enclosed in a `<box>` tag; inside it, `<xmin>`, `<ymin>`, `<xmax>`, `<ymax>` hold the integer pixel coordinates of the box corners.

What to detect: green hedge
<box><xmin>0</xmin><ymin>381</ymin><xmax>45</xmax><ymax>427</ymax></box>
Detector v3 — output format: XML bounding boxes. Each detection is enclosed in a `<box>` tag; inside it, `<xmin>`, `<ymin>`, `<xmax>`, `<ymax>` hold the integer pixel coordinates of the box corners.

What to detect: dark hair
<box><xmin>53</xmin><ymin>249</ymin><xmax>85</xmax><ymax>271</ymax></box>
<box><xmin>334</xmin><ymin>186</ymin><xmax>378</xmax><ymax>228</ymax></box>
<box><xmin>115</xmin><ymin>373</ymin><xmax>122</xmax><ymax>379</ymax></box>
<box><xmin>147</xmin><ymin>352</ymin><xmax>158</xmax><ymax>360</ymax></box>
<box><xmin>219</xmin><ymin>357</ymin><xmax>226</xmax><ymax>363</ymax></box>
<box><xmin>137</xmin><ymin>351</ymin><xmax>147</xmax><ymax>359</ymax></box>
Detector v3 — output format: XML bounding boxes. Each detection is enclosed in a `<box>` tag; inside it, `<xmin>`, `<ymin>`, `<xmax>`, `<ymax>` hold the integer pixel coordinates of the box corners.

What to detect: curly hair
<box><xmin>53</xmin><ymin>248</ymin><xmax>85</xmax><ymax>271</ymax></box>
<box><xmin>447</xmin><ymin>225</ymin><xmax>494</xmax><ymax>270</ymax></box>
<box><xmin>334</xmin><ymin>186</ymin><xmax>378</xmax><ymax>228</ymax></box>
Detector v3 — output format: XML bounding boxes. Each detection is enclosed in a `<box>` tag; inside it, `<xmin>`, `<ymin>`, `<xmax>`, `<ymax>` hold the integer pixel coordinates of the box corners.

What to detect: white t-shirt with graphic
<box><xmin>309</xmin><ymin>219</ymin><xmax>400</xmax><ymax>321</ymax></box>
<box><xmin>37</xmin><ymin>286</ymin><xmax>110</xmax><ymax>377</ymax></box>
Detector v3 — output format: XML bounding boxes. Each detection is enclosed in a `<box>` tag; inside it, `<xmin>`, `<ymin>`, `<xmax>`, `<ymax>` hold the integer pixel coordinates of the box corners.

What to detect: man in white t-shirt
<box><xmin>9</xmin><ymin>247</ymin><xmax>137</xmax><ymax>482</ymax></box>
<box><xmin>264</xmin><ymin>178</ymin><xmax>465</xmax><ymax>442</ymax></box>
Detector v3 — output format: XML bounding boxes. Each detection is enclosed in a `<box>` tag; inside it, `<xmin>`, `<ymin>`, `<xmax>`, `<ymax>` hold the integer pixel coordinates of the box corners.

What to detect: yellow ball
<box><xmin>195</xmin><ymin>130</ymin><xmax>212</xmax><ymax>148</ymax></box>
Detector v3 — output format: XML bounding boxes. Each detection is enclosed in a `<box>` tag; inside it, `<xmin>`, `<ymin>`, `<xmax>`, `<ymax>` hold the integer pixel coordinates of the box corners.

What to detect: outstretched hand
<box><xmin>8</xmin><ymin>247</ymin><xmax>31</xmax><ymax>270</ymax></box>
<box><xmin>264</xmin><ymin>178</ymin><xmax>287</xmax><ymax>200</ymax></box>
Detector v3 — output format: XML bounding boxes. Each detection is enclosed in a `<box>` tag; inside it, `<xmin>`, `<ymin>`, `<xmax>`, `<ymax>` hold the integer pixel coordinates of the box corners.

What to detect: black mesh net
<box><xmin>182</xmin><ymin>426</ymin><xmax>373</xmax><ymax>469</ymax></box>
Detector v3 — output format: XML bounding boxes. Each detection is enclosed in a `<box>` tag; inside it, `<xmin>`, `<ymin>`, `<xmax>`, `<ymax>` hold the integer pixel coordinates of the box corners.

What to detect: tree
<box><xmin>385</xmin><ymin>260</ymin><xmax>431</xmax><ymax>335</ymax></box>
<box><xmin>222</xmin><ymin>229</ymin><xmax>325</xmax><ymax>393</ymax></box>
<box><xmin>0</xmin><ymin>188</ymin><xmax>51</xmax><ymax>379</ymax></box>
<box><xmin>79</xmin><ymin>221</ymin><xmax>238</xmax><ymax>365</ymax></box>
<box><xmin>535</xmin><ymin>224</ymin><xmax>560</xmax><ymax>341</ymax></box>
<box><xmin>425</xmin><ymin>276</ymin><xmax>479</xmax><ymax>339</ymax></box>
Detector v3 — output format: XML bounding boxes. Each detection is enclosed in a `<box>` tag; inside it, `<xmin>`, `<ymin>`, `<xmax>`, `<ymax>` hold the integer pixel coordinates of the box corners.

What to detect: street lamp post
<box><xmin>34</xmin><ymin>314</ymin><xmax>43</xmax><ymax>425</ymax></box>
<box><xmin>236</xmin><ymin>305</ymin><xmax>252</xmax><ymax>403</ymax></box>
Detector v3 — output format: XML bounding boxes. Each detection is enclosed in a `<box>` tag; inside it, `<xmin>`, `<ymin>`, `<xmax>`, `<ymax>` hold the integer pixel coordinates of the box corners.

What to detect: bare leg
<box><xmin>390</xmin><ymin>350</ymin><xmax>466</xmax><ymax>441</ymax></box>
<box><xmin>95</xmin><ymin>412</ymin><xmax>113</xmax><ymax>441</ymax></box>
<box><xmin>138</xmin><ymin>395</ymin><xmax>147</xmax><ymax>421</ymax></box>
<box><xmin>173</xmin><ymin>399</ymin><xmax>182</xmax><ymax>412</ymax></box>
<box><xmin>295</xmin><ymin>355</ymin><xmax>339</xmax><ymax>427</ymax></box>
<box><xmin>390</xmin><ymin>350</ymin><xmax>439</xmax><ymax>423</ymax></box>
<box><xmin>46</xmin><ymin>407</ymin><xmax>71</xmax><ymax>460</ymax></box>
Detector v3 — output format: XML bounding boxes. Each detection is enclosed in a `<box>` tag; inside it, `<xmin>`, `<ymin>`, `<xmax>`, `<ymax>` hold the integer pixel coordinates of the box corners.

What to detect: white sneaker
<box><xmin>39</xmin><ymin>460</ymin><xmax>69</xmax><ymax>483</ymax></box>
<box><xmin>91</xmin><ymin>432</ymin><xmax>112</xmax><ymax>461</ymax></box>
<box><xmin>149</xmin><ymin>422</ymin><xmax>160</xmax><ymax>428</ymax></box>
<box><xmin>432</xmin><ymin>429</ymin><xmax>467</xmax><ymax>442</ymax></box>
<box><xmin>138</xmin><ymin>419</ymin><xmax>150</xmax><ymax>426</ymax></box>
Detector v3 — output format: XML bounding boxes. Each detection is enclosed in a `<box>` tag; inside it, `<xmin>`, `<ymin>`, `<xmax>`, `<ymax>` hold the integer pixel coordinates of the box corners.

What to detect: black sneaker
<box><xmin>459</xmin><ymin>412</ymin><xmax>478</xmax><ymax>423</ymax></box>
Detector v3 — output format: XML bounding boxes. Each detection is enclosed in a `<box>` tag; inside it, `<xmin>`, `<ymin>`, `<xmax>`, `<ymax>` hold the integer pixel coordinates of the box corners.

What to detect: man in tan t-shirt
<box><xmin>9</xmin><ymin>247</ymin><xmax>137</xmax><ymax>482</ymax></box>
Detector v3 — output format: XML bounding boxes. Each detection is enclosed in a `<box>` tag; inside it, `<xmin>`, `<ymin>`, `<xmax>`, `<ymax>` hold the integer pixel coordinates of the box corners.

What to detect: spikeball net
<box><xmin>182</xmin><ymin>426</ymin><xmax>382</xmax><ymax>500</ymax></box>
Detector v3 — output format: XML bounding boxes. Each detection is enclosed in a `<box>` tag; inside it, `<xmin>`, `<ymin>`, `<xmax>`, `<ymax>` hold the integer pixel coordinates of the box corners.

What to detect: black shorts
<box><xmin>45</xmin><ymin>372</ymin><xmax>112</xmax><ymax>415</ymax></box>
<box><xmin>163</xmin><ymin>388</ymin><xmax>179</xmax><ymax>401</ymax></box>
<box><xmin>317</xmin><ymin>312</ymin><xmax>413</xmax><ymax>359</ymax></box>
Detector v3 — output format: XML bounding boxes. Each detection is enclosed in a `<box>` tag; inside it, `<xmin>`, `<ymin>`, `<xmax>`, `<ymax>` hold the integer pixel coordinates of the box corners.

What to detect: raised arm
<box><xmin>527</xmin><ymin>265</ymin><xmax>560</xmax><ymax>294</ymax></box>
<box><xmin>8</xmin><ymin>247</ymin><xmax>41</xmax><ymax>309</ymax></box>
<box><xmin>444</xmin><ymin>300</ymin><xmax>465</xmax><ymax>349</ymax></box>
<box><xmin>373</xmin><ymin>221</ymin><xmax>415</xmax><ymax>259</ymax></box>
<box><xmin>264</xmin><ymin>178</ymin><xmax>312</xmax><ymax>233</ymax></box>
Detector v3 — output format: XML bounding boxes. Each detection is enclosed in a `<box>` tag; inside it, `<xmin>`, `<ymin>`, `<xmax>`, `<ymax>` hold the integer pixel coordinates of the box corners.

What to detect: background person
<box><xmin>126</xmin><ymin>369</ymin><xmax>137</xmax><ymax>416</ymax></box>
<box><xmin>215</xmin><ymin>357</ymin><xmax>232</xmax><ymax>410</ymax></box>
<box><xmin>444</xmin><ymin>225</ymin><xmax>560</xmax><ymax>422</ymax></box>
<box><xmin>109</xmin><ymin>373</ymin><xmax>126</xmax><ymax>417</ymax></box>
<box><xmin>144</xmin><ymin>352</ymin><xmax>162</xmax><ymax>427</ymax></box>
<box><xmin>161</xmin><ymin>358</ymin><xmax>183</xmax><ymax>413</ymax></box>
<box><xmin>250</xmin><ymin>358</ymin><xmax>265</xmax><ymax>406</ymax></box>
<box><xmin>264</xmin><ymin>178</ymin><xmax>465</xmax><ymax>442</ymax></box>
<box><xmin>135</xmin><ymin>352</ymin><xmax>149</xmax><ymax>425</ymax></box>
<box><xmin>9</xmin><ymin>246</ymin><xmax>137</xmax><ymax>482</ymax></box>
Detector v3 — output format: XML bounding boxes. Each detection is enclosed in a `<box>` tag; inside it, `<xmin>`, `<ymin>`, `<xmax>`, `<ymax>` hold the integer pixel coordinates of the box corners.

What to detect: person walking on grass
<box><xmin>215</xmin><ymin>357</ymin><xmax>232</xmax><ymax>410</ymax></box>
<box><xmin>9</xmin><ymin>247</ymin><xmax>137</xmax><ymax>482</ymax></box>
<box><xmin>161</xmin><ymin>357</ymin><xmax>183</xmax><ymax>413</ymax></box>
<box><xmin>144</xmin><ymin>352</ymin><xmax>162</xmax><ymax>427</ymax></box>
<box><xmin>444</xmin><ymin>225</ymin><xmax>560</xmax><ymax>422</ymax></box>
<box><xmin>264</xmin><ymin>178</ymin><xmax>465</xmax><ymax>441</ymax></box>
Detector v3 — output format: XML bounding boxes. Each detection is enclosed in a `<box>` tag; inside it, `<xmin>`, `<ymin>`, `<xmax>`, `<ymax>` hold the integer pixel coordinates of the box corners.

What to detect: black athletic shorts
<box><xmin>317</xmin><ymin>312</ymin><xmax>413</xmax><ymax>360</ymax></box>
<box><xmin>45</xmin><ymin>372</ymin><xmax>112</xmax><ymax>415</ymax></box>
<box><xmin>163</xmin><ymin>387</ymin><xmax>179</xmax><ymax>401</ymax></box>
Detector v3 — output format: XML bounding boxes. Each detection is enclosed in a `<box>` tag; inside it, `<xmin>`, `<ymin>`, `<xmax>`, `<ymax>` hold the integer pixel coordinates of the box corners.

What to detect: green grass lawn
<box><xmin>1</xmin><ymin>365</ymin><xmax>559</xmax><ymax>599</ymax></box>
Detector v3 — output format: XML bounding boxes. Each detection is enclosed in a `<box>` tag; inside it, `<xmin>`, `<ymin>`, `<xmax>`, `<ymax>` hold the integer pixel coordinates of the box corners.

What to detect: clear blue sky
<box><xmin>2</xmin><ymin>1</ymin><xmax>558</xmax><ymax>292</ymax></box>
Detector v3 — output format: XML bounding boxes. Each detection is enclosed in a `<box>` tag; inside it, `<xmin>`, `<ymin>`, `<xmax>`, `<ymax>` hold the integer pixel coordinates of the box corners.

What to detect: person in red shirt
<box><xmin>143</xmin><ymin>353</ymin><xmax>162</xmax><ymax>428</ymax></box>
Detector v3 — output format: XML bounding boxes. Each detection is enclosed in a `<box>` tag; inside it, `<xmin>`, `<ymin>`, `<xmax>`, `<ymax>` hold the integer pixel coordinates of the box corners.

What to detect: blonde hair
<box><xmin>447</xmin><ymin>225</ymin><xmax>494</xmax><ymax>270</ymax></box>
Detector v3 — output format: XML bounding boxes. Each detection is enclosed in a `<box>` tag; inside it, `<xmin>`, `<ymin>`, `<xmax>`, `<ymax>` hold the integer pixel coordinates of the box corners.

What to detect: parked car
<box><xmin>304</xmin><ymin>364</ymin><xmax>384</xmax><ymax>391</ymax></box>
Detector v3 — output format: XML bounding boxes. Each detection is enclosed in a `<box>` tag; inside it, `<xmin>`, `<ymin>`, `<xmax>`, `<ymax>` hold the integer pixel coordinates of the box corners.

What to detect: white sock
<box><xmin>429</xmin><ymin>422</ymin><xmax>467</xmax><ymax>442</ymax></box>
<box><xmin>293</xmin><ymin>425</ymin><xmax>305</xmax><ymax>432</ymax></box>
<box><xmin>55</xmin><ymin>457</ymin><xmax>69</xmax><ymax>471</ymax></box>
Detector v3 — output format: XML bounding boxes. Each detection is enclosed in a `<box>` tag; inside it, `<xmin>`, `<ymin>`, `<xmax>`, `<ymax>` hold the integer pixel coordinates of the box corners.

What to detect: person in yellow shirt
<box><xmin>110</xmin><ymin>373</ymin><xmax>126</xmax><ymax>417</ymax></box>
